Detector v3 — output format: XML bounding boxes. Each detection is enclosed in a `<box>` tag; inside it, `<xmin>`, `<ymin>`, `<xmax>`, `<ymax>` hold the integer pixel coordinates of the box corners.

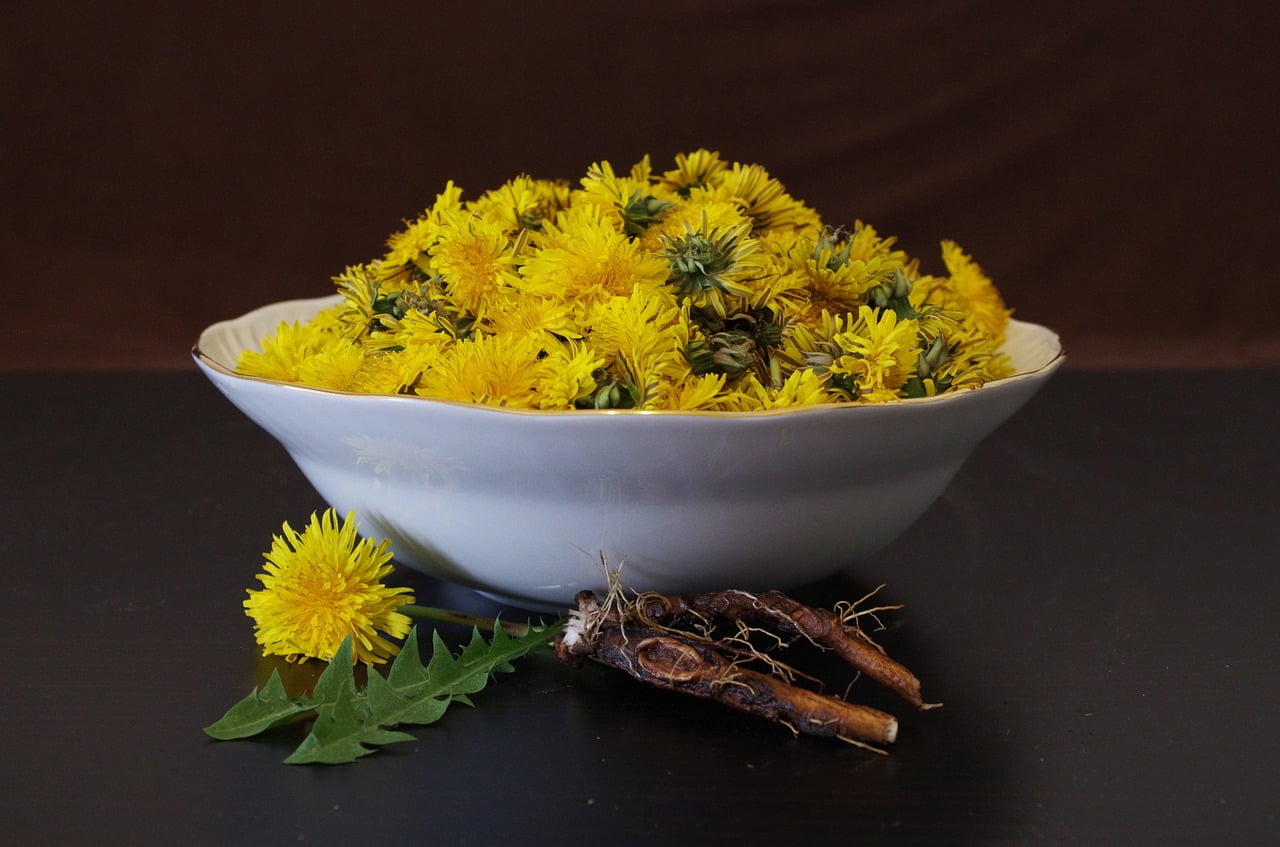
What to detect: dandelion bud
<box><xmin>916</xmin><ymin>336</ymin><xmax>948</xmax><ymax>379</ymax></box>
<box><xmin>621</xmin><ymin>192</ymin><xmax>674</xmax><ymax>236</ymax></box>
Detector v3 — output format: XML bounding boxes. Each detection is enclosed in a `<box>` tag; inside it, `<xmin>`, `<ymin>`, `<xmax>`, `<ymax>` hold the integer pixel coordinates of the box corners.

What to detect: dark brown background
<box><xmin>4</xmin><ymin>0</ymin><xmax>1277</xmax><ymax>371</ymax></box>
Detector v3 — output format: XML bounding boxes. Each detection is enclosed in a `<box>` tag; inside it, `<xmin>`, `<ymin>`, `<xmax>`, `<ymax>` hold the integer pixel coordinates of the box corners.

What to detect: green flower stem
<box><xmin>401</xmin><ymin>604</ymin><xmax>535</xmax><ymax>637</ymax></box>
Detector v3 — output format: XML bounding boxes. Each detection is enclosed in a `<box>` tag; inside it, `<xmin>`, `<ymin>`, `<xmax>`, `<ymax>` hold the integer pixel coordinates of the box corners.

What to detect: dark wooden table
<box><xmin>3</xmin><ymin>370</ymin><xmax>1276</xmax><ymax>845</ymax></box>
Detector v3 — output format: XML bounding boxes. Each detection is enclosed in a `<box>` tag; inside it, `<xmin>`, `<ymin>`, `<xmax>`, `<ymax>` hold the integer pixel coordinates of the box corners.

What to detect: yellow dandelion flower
<box><xmin>484</xmin><ymin>289</ymin><xmax>583</xmax><ymax>340</ymax></box>
<box><xmin>830</xmin><ymin>306</ymin><xmax>921</xmax><ymax>402</ymax></box>
<box><xmin>346</xmin><ymin>352</ymin><xmax>407</xmax><ymax>395</ymax></box>
<box><xmin>427</xmin><ymin>211</ymin><xmax>523</xmax><ymax>318</ymax></box>
<box><xmin>706</xmin><ymin>162</ymin><xmax>823</xmax><ymax>234</ymax></box>
<box><xmin>635</xmin><ymin>192</ymin><xmax>750</xmax><ymax>254</ymax></box>
<box><xmin>658</xmin><ymin>148</ymin><xmax>730</xmax><ymax>197</ymax></box>
<box><xmin>467</xmin><ymin>174</ymin><xmax>570</xmax><ymax>235</ymax></box>
<box><xmin>933</xmin><ymin>321</ymin><xmax>1014</xmax><ymax>391</ymax></box>
<box><xmin>769</xmin><ymin>231</ymin><xmax>897</xmax><ymax>320</ymax></box>
<box><xmin>747</xmin><ymin>233</ymin><xmax>816</xmax><ymax>314</ymax></box>
<box><xmin>387</xmin><ymin>308</ymin><xmax>458</xmax><ymax>351</ymax></box>
<box><xmin>350</xmin><ymin>344</ymin><xmax>443</xmax><ymax>395</ymax></box>
<box><xmin>584</xmin><ymin>287</ymin><xmax>681</xmax><ymax>362</ymax></box>
<box><xmin>236</xmin><ymin>320</ymin><xmax>357</xmax><ymax>385</ymax></box>
<box><xmin>244</xmin><ymin>509</ymin><xmax>414</xmax><ymax>665</ymax></box>
<box><xmin>985</xmin><ymin>355</ymin><xmax>1015</xmax><ymax>382</ymax></box>
<box><xmin>535</xmin><ymin>342</ymin><xmax>603</xmax><ymax>410</ymax></box>
<box><xmin>575</xmin><ymin>159</ymin><xmax>644</xmax><ymax>214</ymax></box>
<box><xmin>584</xmin><ymin>287</ymin><xmax>686</xmax><ymax>406</ymax></box>
<box><xmin>720</xmin><ymin>368</ymin><xmax>827</xmax><ymax>411</ymax></box>
<box><xmin>843</xmin><ymin>221</ymin><xmax>913</xmax><ymax>266</ymax></box>
<box><xmin>774</xmin><ymin>307</ymin><xmax>842</xmax><ymax>378</ymax></box>
<box><xmin>295</xmin><ymin>343</ymin><xmax>367</xmax><ymax>391</ymax></box>
<box><xmin>333</xmin><ymin>263</ymin><xmax>412</xmax><ymax>342</ymax></box>
<box><xmin>307</xmin><ymin>304</ymin><xmax>350</xmax><ymax>335</ymax></box>
<box><xmin>768</xmin><ymin>368</ymin><xmax>829</xmax><ymax>408</ymax></box>
<box><xmin>937</xmin><ymin>240</ymin><xmax>1011</xmax><ymax>343</ymax></box>
<box><xmin>415</xmin><ymin>332</ymin><xmax>545</xmax><ymax>408</ymax></box>
<box><xmin>575</xmin><ymin>157</ymin><xmax>678</xmax><ymax>236</ymax></box>
<box><xmin>532</xmin><ymin>178</ymin><xmax>574</xmax><ymax>218</ymax></box>
<box><xmin>519</xmin><ymin>205</ymin><xmax>670</xmax><ymax>306</ymax></box>
<box><xmin>655</xmin><ymin>372</ymin><xmax>727</xmax><ymax>411</ymax></box>
<box><xmin>379</xmin><ymin>181</ymin><xmax>466</xmax><ymax>283</ymax></box>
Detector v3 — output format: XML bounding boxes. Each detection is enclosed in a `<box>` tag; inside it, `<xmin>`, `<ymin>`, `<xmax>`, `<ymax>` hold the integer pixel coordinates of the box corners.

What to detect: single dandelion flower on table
<box><xmin>244</xmin><ymin>509</ymin><xmax>415</xmax><ymax>665</ymax></box>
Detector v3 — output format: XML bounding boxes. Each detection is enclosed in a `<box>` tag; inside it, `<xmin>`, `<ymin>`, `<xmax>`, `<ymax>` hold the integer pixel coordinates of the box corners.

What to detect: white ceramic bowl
<box><xmin>195</xmin><ymin>295</ymin><xmax>1063</xmax><ymax>611</ymax></box>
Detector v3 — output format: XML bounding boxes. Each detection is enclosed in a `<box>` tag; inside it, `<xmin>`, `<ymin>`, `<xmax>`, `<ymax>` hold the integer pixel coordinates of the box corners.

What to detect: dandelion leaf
<box><xmin>309</xmin><ymin>636</ymin><xmax>357</xmax><ymax>705</ymax></box>
<box><xmin>285</xmin><ymin>671</ymin><xmax>417</xmax><ymax>765</ymax></box>
<box><xmin>281</xmin><ymin>622</ymin><xmax>556</xmax><ymax>765</ymax></box>
<box><xmin>456</xmin><ymin>623</ymin><xmax>526</xmax><ymax>678</ymax></box>
<box><xmin>384</xmin><ymin>621</ymin><xmax>430</xmax><ymax>691</ymax></box>
<box><xmin>205</xmin><ymin>638</ymin><xmax>360</xmax><ymax>743</ymax></box>
<box><xmin>365</xmin><ymin>659</ymin><xmax>452</xmax><ymax>725</ymax></box>
<box><xmin>203</xmin><ymin>669</ymin><xmax>311</xmax><ymax>740</ymax></box>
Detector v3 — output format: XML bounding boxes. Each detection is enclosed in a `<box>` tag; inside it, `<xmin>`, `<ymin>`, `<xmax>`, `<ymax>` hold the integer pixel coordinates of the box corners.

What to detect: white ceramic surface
<box><xmin>195</xmin><ymin>295</ymin><xmax>1063</xmax><ymax>611</ymax></box>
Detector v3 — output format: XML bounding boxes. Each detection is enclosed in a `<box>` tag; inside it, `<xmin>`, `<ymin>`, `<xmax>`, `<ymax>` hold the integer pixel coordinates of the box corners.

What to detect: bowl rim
<box><xmin>193</xmin><ymin>294</ymin><xmax>1065</xmax><ymax>419</ymax></box>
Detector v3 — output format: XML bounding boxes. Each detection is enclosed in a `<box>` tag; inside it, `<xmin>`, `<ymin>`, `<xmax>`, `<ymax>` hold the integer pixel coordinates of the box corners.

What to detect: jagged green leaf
<box><xmin>291</xmin><ymin>622</ymin><xmax>557</xmax><ymax>764</ymax></box>
<box><xmin>457</xmin><ymin>624</ymin><xmax>523</xmax><ymax>678</ymax></box>
<box><xmin>364</xmin><ymin>661</ymin><xmax>451</xmax><ymax>725</ymax></box>
<box><xmin>207</xmin><ymin>622</ymin><xmax>559</xmax><ymax>764</ymax></box>
<box><xmin>203</xmin><ymin>669</ymin><xmax>311</xmax><ymax>740</ymax></box>
<box><xmin>204</xmin><ymin>638</ymin><xmax>359</xmax><ymax>742</ymax></box>
<box><xmin>284</xmin><ymin>668</ymin><xmax>416</xmax><ymax>765</ymax></box>
<box><xmin>384</xmin><ymin>621</ymin><xmax>430</xmax><ymax>691</ymax></box>
<box><xmin>309</xmin><ymin>636</ymin><xmax>357</xmax><ymax>706</ymax></box>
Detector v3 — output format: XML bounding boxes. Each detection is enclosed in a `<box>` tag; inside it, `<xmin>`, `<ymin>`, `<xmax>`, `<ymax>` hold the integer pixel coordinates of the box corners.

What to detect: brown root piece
<box><xmin>635</xmin><ymin>588</ymin><xmax>933</xmax><ymax>709</ymax></box>
<box><xmin>588</xmin><ymin>624</ymin><xmax>897</xmax><ymax>747</ymax></box>
<box><xmin>555</xmin><ymin>584</ymin><xmax>937</xmax><ymax>750</ymax></box>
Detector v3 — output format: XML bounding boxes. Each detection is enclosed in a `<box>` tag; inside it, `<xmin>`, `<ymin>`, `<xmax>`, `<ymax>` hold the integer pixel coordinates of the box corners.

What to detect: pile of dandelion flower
<box><xmin>238</xmin><ymin>150</ymin><xmax>1014</xmax><ymax>410</ymax></box>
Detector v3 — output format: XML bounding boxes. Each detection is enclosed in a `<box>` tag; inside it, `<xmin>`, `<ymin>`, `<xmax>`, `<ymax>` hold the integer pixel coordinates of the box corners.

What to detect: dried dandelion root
<box><xmin>636</xmin><ymin>589</ymin><xmax>934</xmax><ymax>709</ymax></box>
<box><xmin>555</xmin><ymin>586</ymin><xmax>936</xmax><ymax>750</ymax></box>
<box><xmin>584</xmin><ymin>624</ymin><xmax>898</xmax><ymax>745</ymax></box>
